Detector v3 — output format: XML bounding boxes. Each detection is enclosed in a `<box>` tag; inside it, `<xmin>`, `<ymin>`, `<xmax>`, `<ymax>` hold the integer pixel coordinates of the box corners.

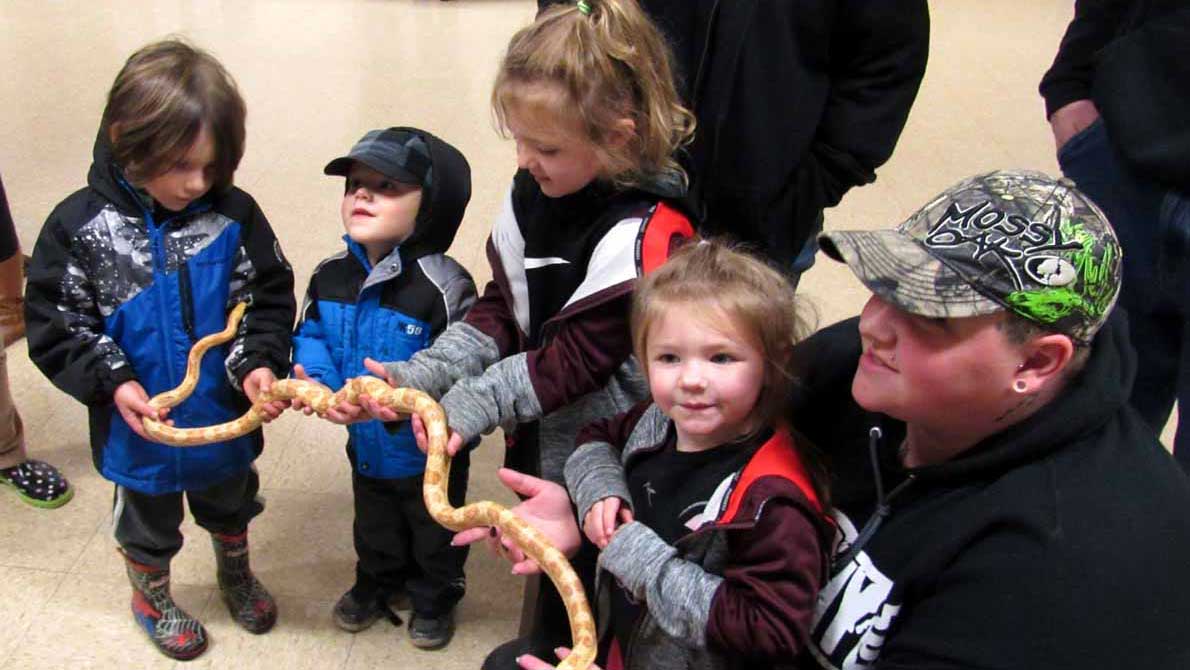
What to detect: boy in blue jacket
<box><xmin>291</xmin><ymin>127</ymin><xmax>476</xmax><ymax>650</ymax></box>
<box><xmin>25</xmin><ymin>40</ymin><xmax>295</xmax><ymax>660</ymax></box>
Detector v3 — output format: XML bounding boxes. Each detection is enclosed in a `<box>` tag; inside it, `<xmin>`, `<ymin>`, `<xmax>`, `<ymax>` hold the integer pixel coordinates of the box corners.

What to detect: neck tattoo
<box><xmin>994</xmin><ymin>393</ymin><xmax>1037</xmax><ymax>422</ymax></box>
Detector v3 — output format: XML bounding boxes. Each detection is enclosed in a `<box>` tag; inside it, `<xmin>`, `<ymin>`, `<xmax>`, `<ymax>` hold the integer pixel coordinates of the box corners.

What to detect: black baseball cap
<box><xmin>324</xmin><ymin>128</ymin><xmax>433</xmax><ymax>188</ymax></box>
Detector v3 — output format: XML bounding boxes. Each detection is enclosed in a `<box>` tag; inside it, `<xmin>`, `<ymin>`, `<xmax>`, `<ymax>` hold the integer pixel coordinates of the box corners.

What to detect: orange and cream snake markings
<box><xmin>143</xmin><ymin>303</ymin><xmax>596</xmax><ymax>670</ymax></box>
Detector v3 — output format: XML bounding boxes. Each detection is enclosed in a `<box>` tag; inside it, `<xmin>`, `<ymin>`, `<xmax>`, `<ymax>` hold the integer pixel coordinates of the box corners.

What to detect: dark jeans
<box><xmin>114</xmin><ymin>468</ymin><xmax>264</xmax><ymax>568</ymax></box>
<box><xmin>351</xmin><ymin>447</ymin><xmax>470</xmax><ymax>617</ymax></box>
<box><xmin>789</xmin><ymin>211</ymin><xmax>826</xmax><ymax>288</ymax></box>
<box><xmin>1059</xmin><ymin>119</ymin><xmax>1190</xmax><ymax>468</ymax></box>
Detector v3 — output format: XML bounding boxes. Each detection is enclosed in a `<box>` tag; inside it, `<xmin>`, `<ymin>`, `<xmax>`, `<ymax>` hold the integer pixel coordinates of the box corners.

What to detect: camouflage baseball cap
<box><xmin>820</xmin><ymin>170</ymin><xmax>1122</xmax><ymax>344</ymax></box>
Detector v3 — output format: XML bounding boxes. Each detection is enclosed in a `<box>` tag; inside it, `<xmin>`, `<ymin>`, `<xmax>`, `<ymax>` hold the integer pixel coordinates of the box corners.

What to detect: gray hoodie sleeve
<box><xmin>599</xmin><ymin>521</ymin><xmax>724</xmax><ymax>648</ymax></box>
<box><xmin>438</xmin><ymin>351</ymin><xmax>543</xmax><ymax>441</ymax></box>
<box><xmin>382</xmin><ymin>321</ymin><xmax>500</xmax><ymax>399</ymax></box>
<box><xmin>565</xmin><ymin>441</ymin><xmax>632</xmax><ymax>524</ymax></box>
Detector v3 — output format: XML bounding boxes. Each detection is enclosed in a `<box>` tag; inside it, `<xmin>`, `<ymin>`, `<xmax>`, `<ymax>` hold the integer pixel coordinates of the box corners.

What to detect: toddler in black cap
<box><xmin>291</xmin><ymin>126</ymin><xmax>477</xmax><ymax>650</ymax></box>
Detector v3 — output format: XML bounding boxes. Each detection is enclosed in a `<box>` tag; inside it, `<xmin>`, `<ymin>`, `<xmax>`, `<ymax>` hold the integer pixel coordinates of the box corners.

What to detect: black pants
<box><xmin>114</xmin><ymin>468</ymin><xmax>263</xmax><ymax>569</ymax></box>
<box><xmin>351</xmin><ymin>447</ymin><xmax>470</xmax><ymax>618</ymax></box>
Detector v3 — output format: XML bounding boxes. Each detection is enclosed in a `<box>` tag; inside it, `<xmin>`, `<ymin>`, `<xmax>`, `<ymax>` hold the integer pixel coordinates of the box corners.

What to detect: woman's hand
<box><xmin>452</xmin><ymin>468</ymin><xmax>581</xmax><ymax>575</ymax></box>
<box><xmin>517</xmin><ymin>647</ymin><xmax>601</xmax><ymax>670</ymax></box>
<box><xmin>582</xmin><ymin>496</ymin><xmax>633</xmax><ymax>549</ymax></box>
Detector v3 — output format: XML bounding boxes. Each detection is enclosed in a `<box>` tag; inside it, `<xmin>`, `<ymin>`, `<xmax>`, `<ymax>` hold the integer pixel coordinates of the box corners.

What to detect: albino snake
<box><xmin>142</xmin><ymin>303</ymin><xmax>596</xmax><ymax>669</ymax></box>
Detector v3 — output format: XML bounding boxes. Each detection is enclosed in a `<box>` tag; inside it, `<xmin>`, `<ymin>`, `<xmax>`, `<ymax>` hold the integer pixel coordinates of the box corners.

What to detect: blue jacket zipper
<box><xmin>115</xmin><ymin>175</ymin><xmax>211</xmax><ymax>385</ymax></box>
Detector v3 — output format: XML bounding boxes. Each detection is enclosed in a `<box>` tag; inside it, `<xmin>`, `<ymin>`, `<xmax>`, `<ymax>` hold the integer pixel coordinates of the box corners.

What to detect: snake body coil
<box><xmin>142</xmin><ymin>303</ymin><xmax>596</xmax><ymax>670</ymax></box>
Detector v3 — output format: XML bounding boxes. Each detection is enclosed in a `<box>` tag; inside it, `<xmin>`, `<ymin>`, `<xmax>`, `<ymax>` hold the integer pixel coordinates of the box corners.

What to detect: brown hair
<box><xmin>632</xmin><ymin>240</ymin><xmax>813</xmax><ymax>439</ymax></box>
<box><xmin>102</xmin><ymin>38</ymin><xmax>246</xmax><ymax>192</ymax></box>
<box><xmin>632</xmin><ymin>240</ymin><xmax>829</xmax><ymax>503</ymax></box>
<box><xmin>492</xmin><ymin>0</ymin><xmax>695</xmax><ymax>189</ymax></box>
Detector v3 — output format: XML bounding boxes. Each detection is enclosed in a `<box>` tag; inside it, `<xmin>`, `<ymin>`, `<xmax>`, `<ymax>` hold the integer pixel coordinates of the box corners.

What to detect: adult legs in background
<box><xmin>1059</xmin><ymin>119</ymin><xmax>1189</xmax><ymax>465</ymax></box>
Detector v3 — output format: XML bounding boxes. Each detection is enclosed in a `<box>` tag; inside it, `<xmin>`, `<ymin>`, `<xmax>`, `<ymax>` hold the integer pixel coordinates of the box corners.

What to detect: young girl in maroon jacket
<box><xmin>554</xmin><ymin>240</ymin><xmax>833</xmax><ymax>670</ymax></box>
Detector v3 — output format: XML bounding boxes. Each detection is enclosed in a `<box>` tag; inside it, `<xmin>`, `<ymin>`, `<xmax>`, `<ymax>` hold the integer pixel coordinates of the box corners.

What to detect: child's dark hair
<box><xmin>632</xmin><ymin>239</ymin><xmax>830</xmax><ymax>504</ymax></box>
<box><xmin>492</xmin><ymin>0</ymin><xmax>695</xmax><ymax>189</ymax></box>
<box><xmin>102</xmin><ymin>38</ymin><xmax>246</xmax><ymax>192</ymax></box>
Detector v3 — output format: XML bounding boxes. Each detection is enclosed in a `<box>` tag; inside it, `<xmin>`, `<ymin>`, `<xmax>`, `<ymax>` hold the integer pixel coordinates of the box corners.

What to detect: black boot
<box><xmin>332</xmin><ymin>583</ymin><xmax>404</xmax><ymax>632</ymax></box>
<box><xmin>212</xmin><ymin>531</ymin><xmax>278</xmax><ymax>634</ymax></box>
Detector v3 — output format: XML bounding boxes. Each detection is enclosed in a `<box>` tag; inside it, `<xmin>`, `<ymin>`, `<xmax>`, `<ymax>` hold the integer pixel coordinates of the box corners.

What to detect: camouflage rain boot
<box><xmin>124</xmin><ymin>556</ymin><xmax>209</xmax><ymax>660</ymax></box>
<box><xmin>211</xmin><ymin>531</ymin><xmax>277</xmax><ymax>633</ymax></box>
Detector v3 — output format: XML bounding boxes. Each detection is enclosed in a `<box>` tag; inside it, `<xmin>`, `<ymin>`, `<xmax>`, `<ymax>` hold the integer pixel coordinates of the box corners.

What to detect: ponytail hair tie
<box><xmin>576</xmin><ymin>0</ymin><xmax>592</xmax><ymax>16</ymax></box>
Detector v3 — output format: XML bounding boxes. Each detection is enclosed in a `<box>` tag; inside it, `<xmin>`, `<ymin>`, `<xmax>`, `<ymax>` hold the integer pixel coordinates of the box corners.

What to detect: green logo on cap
<box><xmin>1004</xmin><ymin>219</ymin><xmax>1117</xmax><ymax>330</ymax></box>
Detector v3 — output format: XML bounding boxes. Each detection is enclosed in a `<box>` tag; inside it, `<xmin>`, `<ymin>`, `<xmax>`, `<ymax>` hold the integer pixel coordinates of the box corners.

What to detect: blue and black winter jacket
<box><xmin>294</xmin><ymin>127</ymin><xmax>476</xmax><ymax>479</ymax></box>
<box><xmin>25</xmin><ymin>132</ymin><xmax>296</xmax><ymax>494</ymax></box>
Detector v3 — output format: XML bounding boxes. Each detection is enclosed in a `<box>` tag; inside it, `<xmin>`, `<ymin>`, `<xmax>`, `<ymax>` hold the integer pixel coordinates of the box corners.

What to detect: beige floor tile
<box><xmin>0</xmin><ymin>468</ymin><xmax>105</xmax><ymax>572</ymax></box>
<box><xmin>0</xmin><ymin>567</ymin><xmax>65</xmax><ymax>661</ymax></box>
<box><xmin>254</xmin><ymin>415</ymin><xmax>350</xmax><ymax>494</ymax></box>
<box><xmin>3</xmin><ymin>571</ymin><xmax>212</xmax><ymax>670</ymax></box>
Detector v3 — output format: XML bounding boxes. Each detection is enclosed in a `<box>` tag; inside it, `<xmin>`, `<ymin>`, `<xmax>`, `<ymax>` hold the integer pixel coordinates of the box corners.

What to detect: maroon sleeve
<box><xmin>525</xmin><ymin>289</ymin><xmax>636</xmax><ymax>416</ymax></box>
<box><xmin>575</xmin><ymin>399</ymin><xmax>652</xmax><ymax>450</ymax></box>
<box><xmin>462</xmin><ymin>278</ymin><xmax>520</xmax><ymax>358</ymax></box>
<box><xmin>706</xmin><ymin>498</ymin><xmax>826</xmax><ymax>660</ymax></box>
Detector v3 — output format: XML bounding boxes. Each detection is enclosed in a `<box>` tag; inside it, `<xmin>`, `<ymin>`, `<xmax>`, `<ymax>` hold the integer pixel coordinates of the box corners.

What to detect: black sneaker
<box><xmin>408</xmin><ymin>609</ymin><xmax>455</xmax><ymax>650</ymax></box>
<box><xmin>0</xmin><ymin>460</ymin><xmax>73</xmax><ymax>509</ymax></box>
<box><xmin>333</xmin><ymin>587</ymin><xmax>403</xmax><ymax>632</ymax></box>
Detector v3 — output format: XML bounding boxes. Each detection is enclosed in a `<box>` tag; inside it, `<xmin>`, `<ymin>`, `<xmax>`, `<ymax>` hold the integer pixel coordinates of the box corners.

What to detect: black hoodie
<box><xmin>392</xmin><ymin>126</ymin><xmax>473</xmax><ymax>265</ymax></box>
<box><xmin>791</xmin><ymin>312</ymin><xmax>1190</xmax><ymax>669</ymax></box>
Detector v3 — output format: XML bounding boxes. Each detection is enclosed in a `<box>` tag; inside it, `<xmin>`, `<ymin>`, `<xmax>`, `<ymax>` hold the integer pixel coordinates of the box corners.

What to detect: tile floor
<box><xmin>0</xmin><ymin>1</ymin><xmax>1176</xmax><ymax>668</ymax></box>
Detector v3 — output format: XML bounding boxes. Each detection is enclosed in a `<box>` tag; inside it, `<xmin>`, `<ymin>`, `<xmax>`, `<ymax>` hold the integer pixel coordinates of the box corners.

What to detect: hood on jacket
<box><xmin>394</xmin><ymin>126</ymin><xmax>472</xmax><ymax>263</ymax></box>
<box><xmin>87</xmin><ymin>129</ymin><xmax>148</xmax><ymax>216</ymax></box>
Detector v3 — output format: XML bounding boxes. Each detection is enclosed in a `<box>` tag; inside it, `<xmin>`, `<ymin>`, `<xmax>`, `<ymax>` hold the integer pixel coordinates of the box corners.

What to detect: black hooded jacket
<box><xmin>25</xmin><ymin>131</ymin><xmax>295</xmax><ymax>493</ymax></box>
<box><xmin>1039</xmin><ymin>0</ymin><xmax>1190</xmax><ymax>190</ymax></box>
<box><xmin>790</xmin><ymin>312</ymin><xmax>1190</xmax><ymax>669</ymax></box>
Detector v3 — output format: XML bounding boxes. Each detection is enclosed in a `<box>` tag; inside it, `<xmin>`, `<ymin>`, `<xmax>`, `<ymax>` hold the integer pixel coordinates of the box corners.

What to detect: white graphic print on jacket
<box><xmin>808</xmin><ymin>511</ymin><xmax>901</xmax><ymax>670</ymax></box>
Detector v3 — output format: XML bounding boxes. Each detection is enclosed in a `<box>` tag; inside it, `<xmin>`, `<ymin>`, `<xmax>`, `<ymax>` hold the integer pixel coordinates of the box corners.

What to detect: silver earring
<box><xmin>1013</xmin><ymin>379</ymin><xmax>1028</xmax><ymax>394</ymax></box>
